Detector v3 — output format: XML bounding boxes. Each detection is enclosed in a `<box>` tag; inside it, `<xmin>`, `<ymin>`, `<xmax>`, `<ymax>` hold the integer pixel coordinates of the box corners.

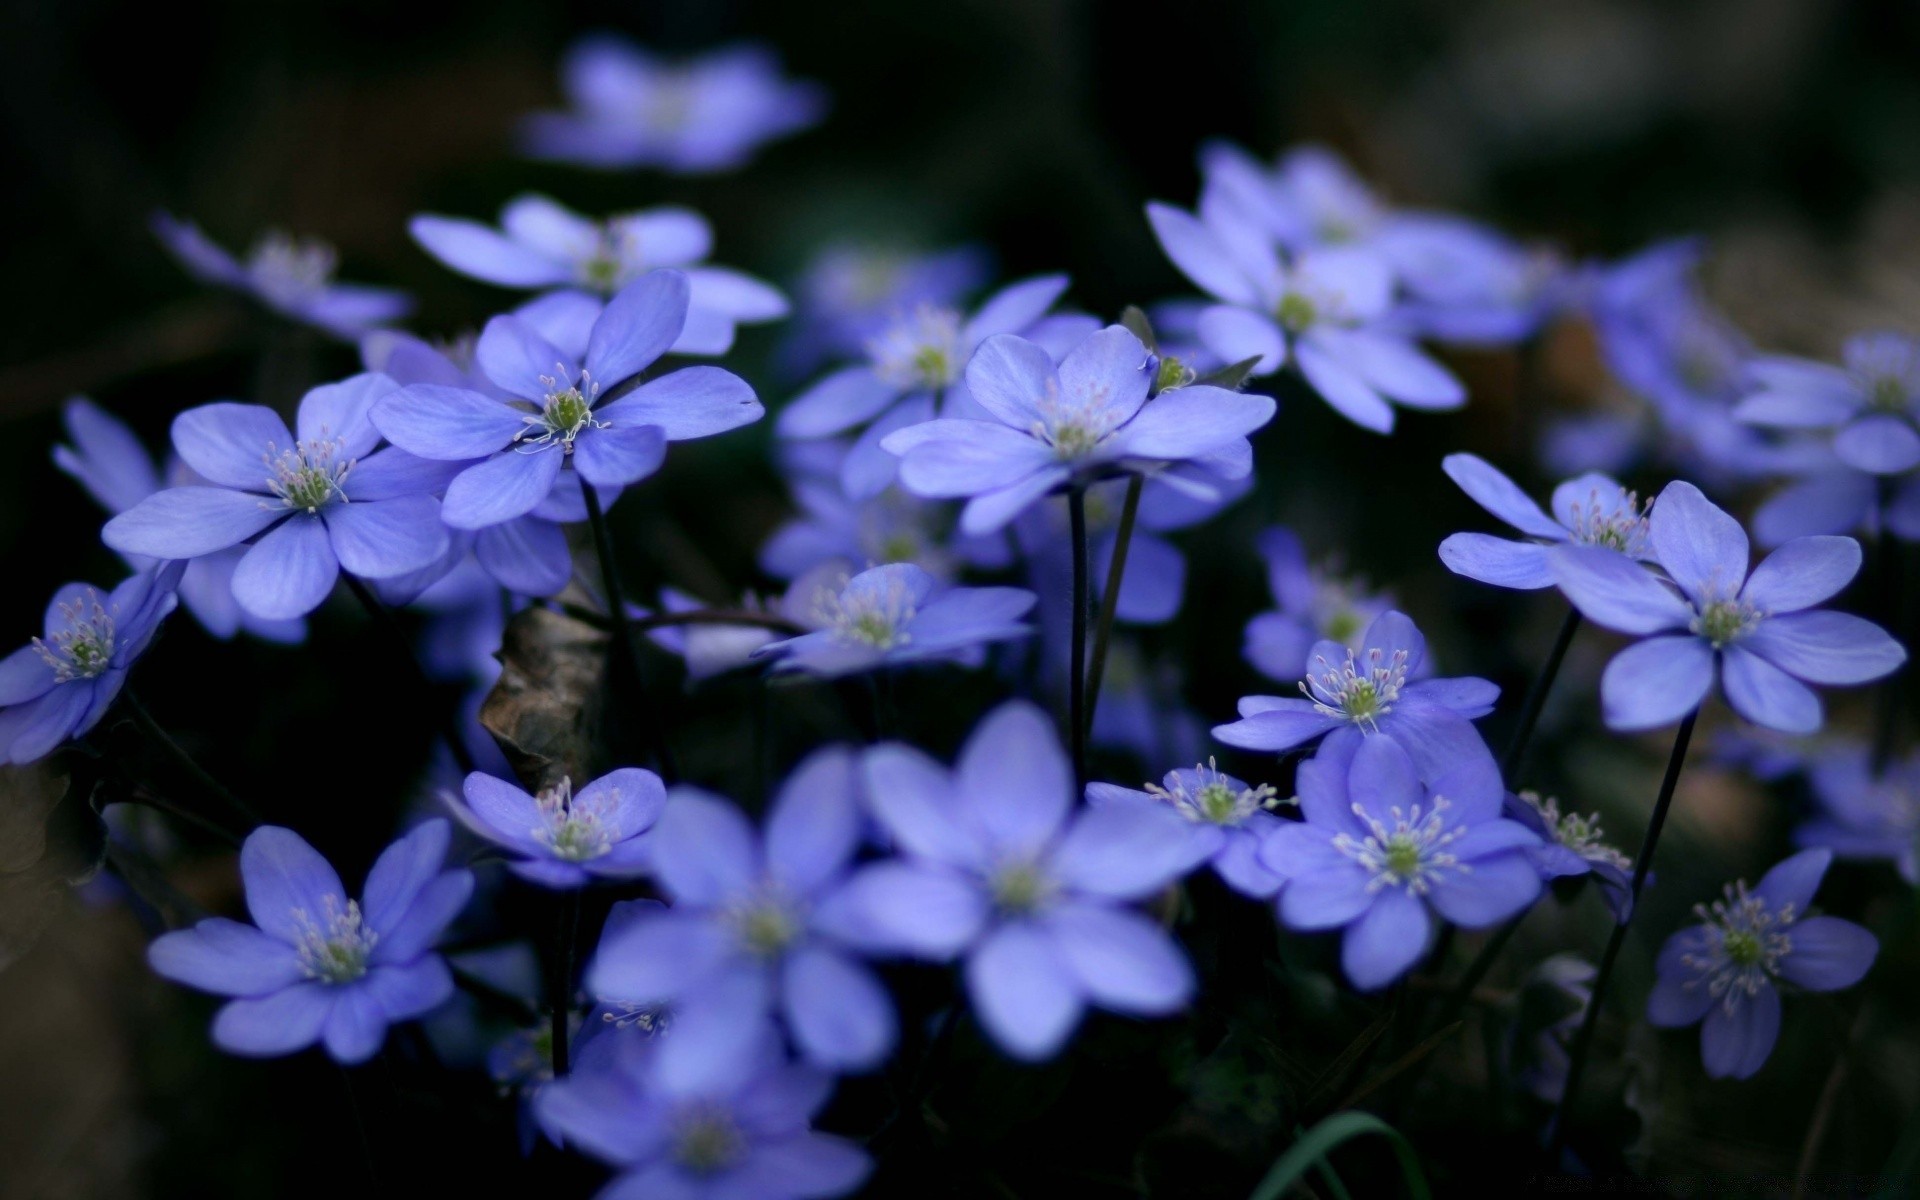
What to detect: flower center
<box><xmin>1331</xmin><ymin>795</ymin><xmax>1467</xmax><ymax>894</ymax></box>
<box><xmin>639</xmin><ymin>74</ymin><xmax>694</xmax><ymax>134</ymax></box>
<box><xmin>1275</xmin><ymin>291</ymin><xmax>1318</xmax><ymax>333</ymax></box>
<box><xmin>1868</xmin><ymin>373</ymin><xmax>1911</xmax><ymax>413</ymax></box>
<box><xmin>869</xmin><ymin>305</ymin><xmax>963</xmax><ymax>390</ymax></box>
<box><xmin>577</xmin><ymin>224</ymin><xmax>638</xmax><ymax>294</ymax></box>
<box><xmin>816</xmin><ymin>574</ymin><xmax>917</xmax><ymax>650</ymax></box>
<box><xmin>531</xmin><ymin>777</ymin><xmax>616</xmax><ymax>862</ymax></box>
<box><xmin>672</xmin><ymin>1107</ymin><xmax>745</xmax><ymax>1176</ymax></box>
<box><xmin>1145</xmin><ymin>758</ymin><xmax>1279</xmax><ymax>826</ymax></box>
<box><xmin>727</xmin><ymin>887</ymin><xmax>801</xmax><ymax>958</ymax></box>
<box><xmin>33</xmin><ymin>590</ymin><xmax>115</xmax><ymax>682</ymax></box>
<box><xmin>1682</xmin><ymin>881</ymin><xmax>1795</xmax><ymax>1011</ymax></box>
<box><xmin>515</xmin><ymin>367</ymin><xmax>605</xmax><ymax>454</ymax></box>
<box><xmin>1518</xmin><ymin>791</ymin><xmax>1631</xmax><ymax>870</ymax></box>
<box><xmin>989</xmin><ymin>860</ymin><xmax>1054</xmax><ymax>915</ymax></box>
<box><xmin>246</xmin><ymin>232</ymin><xmax>337</xmax><ymax>303</ymax></box>
<box><xmin>264</xmin><ymin>436</ymin><xmax>352</xmax><ymax>513</ymax></box>
<box><xmin>1565</xmin><ymin>487</ymin><xmax>1650</xmax><ymax>555</ymax></box>
<box><xmin>1301</xmin><ymin>646</ymin><xmax>1409</xmax><ymax>730</ymax></box>
<box><xmin>1030</xmin><ymin>378</ymin><xmax>1126</xmax><ymax>462</ymax></box>
<box><xmin>1691</xmin><ymin>597</ymin><xmax>1761</xmax><ymax>648</ymax></box>
<box><xmin>294</xmin><ymin>896</ymin><xmax>376</xmax><ymax>985</ymax></box>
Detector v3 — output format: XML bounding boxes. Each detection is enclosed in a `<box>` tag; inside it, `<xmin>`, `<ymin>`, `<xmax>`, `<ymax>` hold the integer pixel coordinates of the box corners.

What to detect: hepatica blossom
<box><xmin>784</xmin><ymin>242</ymin><xmax>990</xmax><ymax>371</ymax></box>
<box><xmin>371</xmin><ymin>270</ymin><xmax>762</xmax><ymax>529</ymax></box>
<box><xmin>147</xmin><ymin>821</ymin><xmax>473</xmax><ymax>1064</ymax></box>
<box><xmin>410</xmin><ymin>194</ymin><xmax>787</xmax><ymax>356</ymax></box>
<box><xmin>586</xmin><ymin>749</ymin><xmax>899</xmax><ymax>1071</ymax></box>
<box><xmin>1213</xmin><ymin>610</ymin><xmax>1499</xmax><ymax>780</ymax></box>
<box><xmin>1438</xmin><ymin>453</ymin><xmax>1653</xmax><ymax>590</ymax></box>
<box><xmin>1549</xmin><ymin>481</ymin><xmax>1906</xmax><ymax>732</ymax></box>
<box><xmin>101</xmin><ymin>374</ymin><xmax>454</xmax><ymax>620</ymax></box>
<box><xmin>1086</xmin><ymin>759</ymin><xmax>1285</xmax><ymax>898</ymax></box>
<box><xmin>519</xmin><ymin>37</ymin><xmax>826</xmax><ymax>174</ymax></box>
<box><xmin>1794</xmin><ymin>745</ymin><xmax>1920</xmax><ymax>885</ymax></box>
<box><xmin>1244</xmin><ymin>526</ymin><xmax>1396</xmax><ymax>681</ymax></box>
<box><xmin>1502</xmin><ymin>790</ymin><xmax>1634</xmax><ymax>921</ymax></box>
<box><xmin>1260</xmin><ymin>735</ymin><xmax>1543</xmax><ymax>989</ymax></box>
<box><xmin>451</xmin><ymin>769</ymin><xmax>664</xmax><ymax>889</ymax></box>
<box><xmin>0</xmin><ymin>564</ymin><xmax>180</xmax><ymax>765</ymax></box>
<box><xmin>751</xmin><ymin>562</ymin><xmax>1035</xmax><ymax>679</ymax></box>
<box><xmin>841</xmin><ymin>701</ymin><xmax>1200</xmax><ymax>1060</ymax></box>
<box><xmin>881</xmin><ymin>325</ymin><xmax>1275</xmax><ymax>534</ymax></box>
<box><xmin>152</xmin><ymin>213</ymin><xmax>410</xmax><ymax>340</ymax></box>
<box><xmin>1647</xmin><ymin>849</ymin><xmax>1876</xmax><ymax>1080</ymax></box>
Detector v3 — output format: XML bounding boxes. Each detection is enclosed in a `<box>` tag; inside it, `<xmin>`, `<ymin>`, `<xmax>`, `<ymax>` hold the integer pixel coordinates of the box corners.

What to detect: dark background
<box><xmin>3</xmin><ymin>1</ymin><xmax>1920</xmax><ymax>1196</ymax></box>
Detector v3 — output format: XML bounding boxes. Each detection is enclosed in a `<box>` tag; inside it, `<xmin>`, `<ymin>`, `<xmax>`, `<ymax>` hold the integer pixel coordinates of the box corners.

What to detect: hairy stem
<box><xmin>1502</xmin><ymin>607</ymin><xmax>1582</xmax><ymax>783</ymax></box>
<box><xmin>1083</xmin><ymin>474</ymin><xmax>1143</xmax><ymax>742</ymax></box>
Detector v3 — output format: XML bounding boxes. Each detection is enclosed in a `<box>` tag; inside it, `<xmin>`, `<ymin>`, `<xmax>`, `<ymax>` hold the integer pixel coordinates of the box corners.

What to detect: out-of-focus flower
<box><xmin>1647</xmin><ymin>849</ymin><xmax>1876</xmax><ymax>1080</ymax></box>
<box><xmin>1244</xmin><ymin>527</ymin><xmax>1396</xmax><ymax>682</ymax></box>
<box><xmin>147</xmin><ymin>821</ymin><xmax>473</xmax><ymax>1064</ymax></box>
<box><xmin>102</xmin><ymin>375</ymin><xmax>456</xmax><ymax>620</ymax></box>
<box><xmin>1259</xmin><ymin>734</ymin><xmax>1543</xmax><ymax>989</ymax></box>
<box><xmin>1795</xmin><ymin>746</ymin><xmax>1920</xmax><ymax>885</ymax></box>
<box><xmin>410</xmin><ymin>195</ymin><xmax>786</xmax><ymax>357</ymax></box>
<box><xmin>1086</xmin><ymin>759</ymin><xmax>1285</xmax><ymax>898</ymax></box>
<box><xmin>751</xmin><ymin>563</ymin><xmax>1034</xmax><ymax>680</ymax></box>
<box><xmin>1437</xmin><ymin>453</ymin><xmax>1653</xmax><ymax>590</ymax></box>
<box><xmin>0</xmin><ymin>564</ymin><xmax>182</xmax><ymax>765</ymax></box>
<box><xmin>1549</xmin><ymin>482</ymin><xmax>1904</xmax><ymax>733</ymax></box>
<box><xmin>783</xmin><ymin>242</ymin><xmax>991</xmax><ymax>373</ymax></box>
<box><xmin>451</xmin><ymin>769</ymin><xmax>664</xmax><ymax>889</ymax></box>
<box><xmin>519</xmin><ymin>38</ymin><xmax>826</xmax><ymax>174</ymax></box>
<box><xmin>1501</xmin><ymin>790</ymin><xmax>1633</xmax><ymax>921</ymax></box>
<box><xmin>152</xmin><ymin>213</ymin><xmax>410</xmax><ymax>339</ymax></box>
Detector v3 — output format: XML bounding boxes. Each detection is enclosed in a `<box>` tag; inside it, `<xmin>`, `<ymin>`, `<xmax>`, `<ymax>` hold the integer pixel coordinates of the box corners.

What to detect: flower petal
<box><xmin>1044</xmin><ymin>901</ymin><xmax>1193</xmax><ymax>1015</ymax></box>
<box><xmin>781</xmin><ymin>945</ymin><xmax>896</xmax><ymax>1071</ymax></box>
<box><xmin>372</xmin><ymin>385</ymin><xmax>526</xmax><ymax>460</ymax></box>
<box><xmin>440</xmin><ymin>450</ymin><xmax>565</xmax><ymax>530</ymax></box>
<box><xmin>1743</xmin><ymin>611</ymin><xmax>1907</xmax><ymax>686</ymax></box>
<box><xmin>148</xmin><ymin>918</ymin><xmax>304</xmax><ymax>997</ymax></box>
<box><xmin>1599</xmin><ymin>636</ymin><xmax>1714</xmax><ymax>732</ymax></box>
<box><xmin>965</xmin><ymin>922</ymin><xmax>1084</xmax><ymax>1061</ymax></box>
<box><xmin>1340</xmin><ymin>889</ymin><xmax>1430</xmax><ymax>991</ymax></box>
<box><xmin>1774</xmin><ymin>916</ymin><xmax>1876</xmax><ymax>992</ymax></box>
<box><xmin>1740</xmin><ymin>536</ymin><xmax>1861</xmax><ymax>614</ymax></box>
<box><xmin>1700</xmin><ymin>985</ymin><xmax>1780</xmax><ymax>1080</ymax></box>
<box><xmin>955</xmin><ymin>700</ymin><xmax>1073</xmax><ymax>857</ymax></box>
<box><xmin>1548</xmin><ymin>544</ymin><xmax>1693</xmax><ymax>635</ymax></box>
<box><xmin>171</xmin><ymin>403</ymin><xmax>290</xmax><ymax>490</ymax></box>
<box><xmin>1441</xmin><ymin>453</ymin><xmax>1565</xmax><ymax>539</ymax></box>
<box><xmin>102</xmin><ymin>487</ymin><xmax>283</xmax><ymax>560</ymax></box>
<box><xmin>595</xmin><ymin>366</ymin><xmax>762</xmax><ymax>441</ymax></box>
<box><xmin>1721</xmin><ymin>645</ymin><xmax>1823</xmax><ymax>734</ymax></box>
<box><xmin>232</xmin><ymin>516</ymin><xmax>338</xmax><ymax>620</ymax></box>
<box><xmin>324</xmin><ymin>496</ymin><xmax>448</xmax><ymax>580</ymax></box>
<box><xmin>1649</xmin><ymin>480</ymin><xmax>1749</xmax><ymax>606</ymax></box>
<box><xmin>212</xmin><ymin>984</ymin><xmax>333</xmax><ymax>1057</ymax></box>
<box><xmin>584</xmin><ymin>269</ymin><xmax>690</xmax><ymax>387</ymax></box>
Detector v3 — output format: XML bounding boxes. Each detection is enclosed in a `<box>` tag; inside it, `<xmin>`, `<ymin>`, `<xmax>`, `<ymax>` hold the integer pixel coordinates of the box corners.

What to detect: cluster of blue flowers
<box><xmin>16</xmin><ymin>29</ymin><xmax>1918</xmax><ymax>1195</ymax></box>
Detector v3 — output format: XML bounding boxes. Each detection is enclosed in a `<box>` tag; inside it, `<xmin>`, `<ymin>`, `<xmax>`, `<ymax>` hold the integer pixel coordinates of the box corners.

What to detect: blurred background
<box><xmin>3</xmin><ymin>0</ymin><xmax>1919</xmax><ymax>1195</ymax></box>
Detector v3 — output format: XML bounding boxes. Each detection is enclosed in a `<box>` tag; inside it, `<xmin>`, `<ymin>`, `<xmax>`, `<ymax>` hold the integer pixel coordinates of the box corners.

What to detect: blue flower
<box><xmin>1549</xmin><ymin>481</ymin><xmax>1906</xmax><ymax>732</ymax></box>
<box><xmin>1735</xmin><ymin>332</ymin><xmax>1920</xmax><ymax>475</ymax></box>
<box><xmin>518</xmin><ymin>37</ymin><xmax>826</xmax><ymax>174</ymax></box>
<box><xmin>1145</xmin><ymin>197</ymin><xmax>1463</xmax><ymax>432</ymax></box>
<box><xmin>881</xmin><ymin>325</ymin><xmax>1275</xmax><ymax>534</ymax></box>
<box><xmin>782</xmin><ymin>242</ymin><xmax>991</xmax><ymax>375</ymax></box>
<box><xmin>1500</xmin><ymin>790</ymin><xmax>1634</xmax><ymax>922</ymax></box>
<box><xmin>147</xmin><ymin>820</ymin><xmax>473</xmax><ymax>1064</ymax></box>
<box><xmin>451</xmin><ymin>769</ymin><xmax>665</xmax><ymax>890</ymax></box>
<box><xmin>1749</xmin><ymin>462</ymin><xmax>1920</xmax><ymax>547</ymax></box>
<box><xmin>101</xmin><ymin>375</ymin><xmax>456</xmax><ymax>620</ymax></box>
<box><xmin>0</xmin><ymin>564</ymin><xmax>182</xmax><ymax>765</ymax></box>
<box><xmin>586</xmin><ymin>749</ymin><xmax>898</xmax><ymax>1071</ymax></box>
<box><xmin>1437</xmin><ymin>453</ymin><xmax>1654</xmax><ymax>590</ymax></box>
<box><xmin>152</xmin><ymin>213</ymin><xmax>411</xmax><ymax>340</ymax></box>
<box><xmin>1088</xmin><ymin>640</ymin><xmax>1210</xmax><ymax>766</ymax></box>
<box><xmin>1244</xmin><ymin>527</ymin><xmax>1396</xmax><ymax>682</ymax></box>
<box><xmin>838</xmin><ymin>701</ymin><xmax>1200</xmax><ymax>1060</ymax></box>
<box><xmin>1646</xmin><ymin>849</ymin><xmax>1877</xmax><ymax>1080</ymax></box>
<box><xmin>751</xmin><ymin>562</ymin><xmax>1034</xmax><ymax>680</ymax></box>
<box><xmin>1794</xmin><ymin>745</ymin><xmax>1920</xmax><ymax>886</ymax></box>
<box><xmin>1259</xmin><ymin>734</ymin><xmax>1543</xmax><ymax>990</ymax></box>
<box><xmin>536</xmin><ymin>1020</ymin><xmax>868</xmax><ymax>1200</ymax></box>
<box><xmin>1212</xmin><ymin>610</ymin><xmax>1499</xmax><ymax>781</ymax></box>
<box><xmin>55</xmin><ymin>397</ymin><xmax>306</xmax><ymax>643</ymax></box>
<box><xmin>775</xmin><ymin>273</ymin><xmax>1077</xmax><ymax>499</ymax></box>
<box><xmin>1086</xmin><ymin>759</ymin><xmax>1285</xmax><ymax>898</ymax></box>
<box><xmin>370</xmin><ymin>271</ymin><xmax>762</xmax><ymax>529</ymax></box>
<box><xmin>410</xmin><ymin>194</ymin><xmax>787</xmax><ymax>357</ymax></box>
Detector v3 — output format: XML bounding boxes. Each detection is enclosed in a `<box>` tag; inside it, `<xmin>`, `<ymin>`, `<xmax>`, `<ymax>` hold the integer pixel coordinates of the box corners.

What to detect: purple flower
<box><xmin>775</xmin><ymin>273</ymin><xmax>1075</xmax><ymax>499</ymax></box>
<box><xmin>1794</xmin><ymin>745</ymin><xmax>1920</xmax><ymax>885</ymax></box>
<box><xmin>1212</xmin><ymin>610</ymin><xmax>1499</xmax><ymax>781</ymax></box>
<box><xmin>536</xmin><ymin>1020</ymin><xmax>868</xmax><ymax>1200</ymax></box>
<box><xmin>410</xmin><ymin>194</ymin><xmax>787</xmax><ymax>357</ymax></box>
<box><xmin>101</xmin><ymin>375</ymin><xmax>456</xmax><ymax>620</ymax></box>
<box><xmin>0</xmin><ymin>564</ymin><xmax>181</xmax><ymax>765</ymax></box>
<box><xmin>1086</xmin><ymin>760</ymin><xmax>1284</xmax><ymax>898</ymax></box>
<box><xmin>1735</xmin><ymin>332</ymin><xmax>1920</xmax><ymax>477</ymax></box>
<box><xmin>1259</xmin><ymin>734</ymin><xmax>1543</xmax><ymax>989</ymax></box>
<box><xmin>1549</xmin><ymin>481</ymin><xmax>1906</xmax><ymax>733</ymax></box>
<box><xmin>1145</xmin><ymin>197</ymin><xmax>1463</xmax><ymax>432</ymax></box>
<box><xmin>644</xmin><ymin>588</ymin><xmax>786</xmax><ymax>682</ymax></box>
<box><xmin>147</xmin><ymin>820</ymin><xmax>473</xmax><ymax>1064</ymax></box>
<box><xmin>1647</xmin><ymin>849</ymin><xmax>1877</xmax><ymax>1080</ymax></box>
<box><xmin>586</xmin><ymin>749</ymin><xmax>899</xmax><ymax>1071</ymax></box>
<box><xmin>451</xmin><ymin>769</ymin><xmax>665</xmax><ymax>890</ymax></box>
<box><xmin>881</xmin><ymin>325</ymin><xmax>1274</xmax><ymax>534</ymax></box>
<box><xmin>751</xmin><ymin>563</ymin><xmax>1034</xmax><ymax>680</ymax></box>
<box><xmin>1750</xmin><ymin>464</ymin><xmax>1920</xmax><ymax>547</ymax></box>
<box><xmin>839</xmin><ymin>701</ymin><xmax>1199</xmax><ymax>1060</ymax></box>
<box><xmin>1438</xmin><ymin>453</ymin><xmax>1653</xmax><ymax>590</ymax></box>
<box><xmin>1089</xmin><ymin>640</ymin><xmax>1210</xmax><ymax>767</ymax></box>
<box><xmin>55</xmin><ymin>397</ymin><xmax>306</xmax><ymax>643</ymax></box>
<box><xmin>1501</xmin><ymin>790</ymin><xmax>1634</xmax><ymax>922</ymax></box>
<box><xmin>519</xmin><ymin>38</ymin><xmax>826</xmax><ymax>174</ymax></box>
<box><xmin>1244</xmin><ymin>527</ymin><xmax>1396</xmax><ymax>682</ymax></box>
<box><xmin>371</xmin><ymin>270</ymin><xmax>761</xmax><ymax>530</ymax></box>
<box><xmin>782</xmin><ymin>242</ymin><xmax>991</xmax><ymax>374</ymax></box>
<box><xmin>152</xmin><ymin>213</ymin><xmax>410</xmax><ymax>340</ymax></box>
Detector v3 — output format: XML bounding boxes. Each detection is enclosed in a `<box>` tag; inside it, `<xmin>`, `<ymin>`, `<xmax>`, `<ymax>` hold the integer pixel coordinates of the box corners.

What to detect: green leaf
<box><xmin>1247</xmin><ymin>1111</ymin><xmax>1431</xmax><ymax>1200</ymax></box>
<box><xmin>1195</xmin><ymin>355</ymin><xmax>1264</xmax><ymax>391</ymax></box>
<box><xmin>1120</xmin><ymin>305</ymin><xmax>1158</xmax><ymax>351</ymax></box>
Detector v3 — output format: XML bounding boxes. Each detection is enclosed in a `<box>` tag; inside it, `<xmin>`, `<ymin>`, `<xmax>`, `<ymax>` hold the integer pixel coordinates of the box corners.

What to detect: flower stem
<box><xmin>343</xmin><ymin>576</ymin><xmax>476</xmax><ymax>777</ymax></box>
<box><xmin>1082</xmin><ymin>474</ymin><xmax>1143</xmax><ymax>743</ymax></box>
<box><xmin>581</xmin><ymin>482</ymin><xmax>676</xmax><ymax>777</ymax></box>
<box><xmin>1068</xmin><ymin>486</ymin><xmax>1090</xmax><ymax>788</ymax></box>
<box><xmin>1546</xmin><ymin>707</ymin><xmax>1697</xmax><ymax>1158</ymax></box>
<box><xmin>121</xmin><ymin>689</ymin><xmax>261</xmax><ymax>830</ymax></box>
<box><xmin>551</xmin><ymin>888</ymin><xmax>579</xmax><ymax>1077</ymax></box>
<box><xmin>1501</xmin><ymin>606</ymin><xmax>1582</xmax><ymax>782</ymax></box>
